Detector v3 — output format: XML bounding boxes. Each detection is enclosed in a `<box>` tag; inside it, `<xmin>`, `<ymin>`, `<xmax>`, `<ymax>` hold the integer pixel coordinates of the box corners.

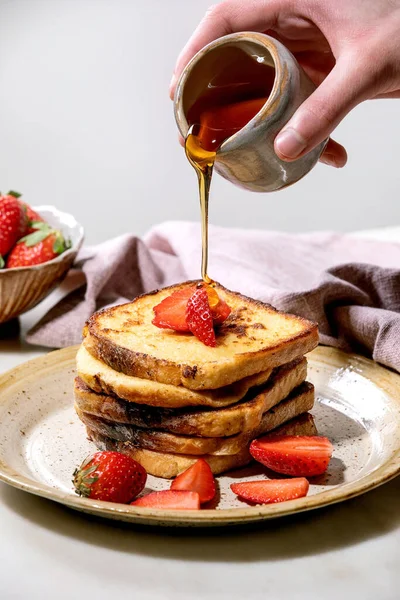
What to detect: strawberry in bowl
<box><xmin>0</xmin><ymin>192</ymin><xmax>84</xmax><ymax>323</ymax></box>
<box><xmin>6</xmin><ymin>225</ymin><xmax>70</xmax><ymax>268</ymax></box>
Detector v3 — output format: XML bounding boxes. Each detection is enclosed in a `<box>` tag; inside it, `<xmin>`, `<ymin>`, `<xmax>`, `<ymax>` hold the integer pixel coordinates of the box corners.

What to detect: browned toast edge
<box><xmin>85</xmin><ymin>412</ymin><xmax>317</xmax><ymax>478</ymax></box>
<box><xmin>84</xmin><ymin>280</ymin><xmax>318</xmax><ymax>390</ymax></box>
<box><xmin>76</xmin><ymin>382</ymin><xmax>314</xmax><ymax>456</ymax></box>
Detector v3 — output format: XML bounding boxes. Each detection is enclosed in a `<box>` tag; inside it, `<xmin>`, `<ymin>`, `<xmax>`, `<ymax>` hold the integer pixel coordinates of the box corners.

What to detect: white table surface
<box><xmin>1</xmin><ymin>228</ymin><xmax>399</xmax><ymax>600</ymax></box>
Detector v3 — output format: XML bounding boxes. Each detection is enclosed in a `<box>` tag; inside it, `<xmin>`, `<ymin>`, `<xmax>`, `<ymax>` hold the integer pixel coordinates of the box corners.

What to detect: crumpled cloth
<box><xmin>26</xmin><ymin>221</ymin><xmax>400</xmax><ymax>373</ymax></box>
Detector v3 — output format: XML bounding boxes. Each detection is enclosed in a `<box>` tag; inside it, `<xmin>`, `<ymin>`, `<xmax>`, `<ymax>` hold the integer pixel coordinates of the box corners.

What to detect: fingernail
<box><xmin>275</xmin><ymin>128</ymin><xmax>307</xmax><ymax>159</ymax></box>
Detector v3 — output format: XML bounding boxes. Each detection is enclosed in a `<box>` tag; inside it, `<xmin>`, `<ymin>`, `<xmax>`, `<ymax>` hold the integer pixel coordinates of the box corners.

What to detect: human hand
<box><xmin>170</xmin><ymin>0</ymin><xmax>400</xmax><ymax>168</ymax></box>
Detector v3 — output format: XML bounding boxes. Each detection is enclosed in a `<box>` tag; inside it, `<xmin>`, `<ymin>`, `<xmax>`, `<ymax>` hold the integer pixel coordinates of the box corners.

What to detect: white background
<box><xmin>0</xmin><ymin>0</ymin><xmax>399</xmax><ymax>245</ymax></box>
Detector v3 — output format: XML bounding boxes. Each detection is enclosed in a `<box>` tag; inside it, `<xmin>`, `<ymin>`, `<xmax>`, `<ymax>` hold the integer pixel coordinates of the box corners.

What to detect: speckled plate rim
<box><xmin>0</xmin><ymin>346</ymin><xmax>399</xmax><ymax>527</ymax></box>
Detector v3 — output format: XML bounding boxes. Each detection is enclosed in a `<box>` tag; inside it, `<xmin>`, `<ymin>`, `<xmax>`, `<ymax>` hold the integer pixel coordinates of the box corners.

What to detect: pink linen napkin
<box><xmin>26</xmin><ymin>221</ymin><xmax>400</xmax><ymax>372</ymax></box>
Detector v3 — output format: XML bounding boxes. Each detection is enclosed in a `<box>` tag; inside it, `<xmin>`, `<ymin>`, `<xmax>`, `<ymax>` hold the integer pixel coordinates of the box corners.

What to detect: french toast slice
<box><xmin>76</xmin><ymin>382</ymin><xmax>314</xmax><ymax>456</ymax></box>
<box><xmin>74</xmin><ymin>357</ymin><xmax>307</xmax><ymax>437</ymax></box>
<box><xmin>84</xmin><ymin>281</ymin><xmax>318</xmax><ymax>390</ymax></box>
<box><xmin>86</xmin><ymin>413</ymin><xmax>317</xmax><ymax>477</ymax></box>
<box><xmin>77</xmin><ymin>345</ymin><xmax>273</xmax><ymax>408</ymax></box>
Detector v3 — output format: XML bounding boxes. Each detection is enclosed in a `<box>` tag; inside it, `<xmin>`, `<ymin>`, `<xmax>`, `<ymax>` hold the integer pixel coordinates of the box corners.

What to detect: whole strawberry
<box><xmin>20</xmin><ymin>201</ymin><xmax>45</xmax><ymax>234</ymax></box>
<box><xmin>6</xmin><ymin>224</ymin><xmax>70</xmax><ymax>268</ymax></box>
<box><xmin>73</xmin><ymin>451</ymin><xmax>147</xmax><ymax>504</ymax></box>
<box><xmin>0</xmin><ymin>194</ymin><xmax>27</xmax><ymax>266</ymax></box>
<box><xmin>6</xmin><ymin>189</ymin><xmax>46</xmax><ymax>234</ymax></box>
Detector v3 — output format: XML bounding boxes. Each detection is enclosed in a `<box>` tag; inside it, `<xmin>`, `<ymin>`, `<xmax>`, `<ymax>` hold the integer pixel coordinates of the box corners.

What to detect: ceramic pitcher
<box><xmin>174</xmin><ymin>32</ymin><xmax>328</xmax><ymax>192</ymax></box>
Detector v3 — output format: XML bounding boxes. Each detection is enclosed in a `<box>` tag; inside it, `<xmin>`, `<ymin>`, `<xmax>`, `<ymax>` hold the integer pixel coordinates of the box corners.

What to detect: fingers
<box><xmin>319</xmin><ymin>138</ymin><xmax>347</xmax><ymax>168</ymax></box>
<box><xmin>169</xmin><ymin>0</ymin><xmax>282</xmax><ymax>99</ymax></box>
<box><xmin>274</xmin><ymin>54</ymin><xmax>366</xmax><ymax>161</ymax></box>
<box><xmin>373</xmin><ymin>90</ymin><xmax>400</xmax><ymax>99</ymax></box>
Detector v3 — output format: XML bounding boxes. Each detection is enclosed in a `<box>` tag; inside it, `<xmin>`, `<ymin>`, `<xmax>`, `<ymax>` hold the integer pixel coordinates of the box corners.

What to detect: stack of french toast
<box><xmin>74</xmin><ymin>281</ymin><xmax>319</xmax><ymax>478</ymax></box>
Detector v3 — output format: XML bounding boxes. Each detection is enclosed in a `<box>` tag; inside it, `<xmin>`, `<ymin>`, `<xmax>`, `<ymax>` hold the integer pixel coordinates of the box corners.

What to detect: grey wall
<box><xmin>0</xmin><ymin>0</ymin><xmax>399</xmax><ymax>244</ymax></box>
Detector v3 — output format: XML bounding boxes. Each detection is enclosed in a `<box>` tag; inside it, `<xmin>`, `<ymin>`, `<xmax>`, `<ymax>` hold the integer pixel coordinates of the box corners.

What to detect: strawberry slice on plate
<box><xmin>231</xmin><ymin>478</ymin><xmax>309</xmax><ymax>505</ymax></box>
<box><xmin>186</xmin><ymin>287</ymin><xmax>216</xmax><ymax>347</ymax></box>
<box><xmin>152</xmin><ymin>286</ymin><xmax>195</xmax><ymax>331</ymax></box>
<box><xmin>170</xmin><ymin>458</ymin><xmax>216</xmax><ymax>504</ymax></box>
<box><xmin>250</xmin><ymin>435</ymin><xmax>333</xmax><ymax>477</ymax></box>
<box><xmin>131</xmin><ymin>490</ymin><xmax>200</xmax><ymax>510</ymax></box>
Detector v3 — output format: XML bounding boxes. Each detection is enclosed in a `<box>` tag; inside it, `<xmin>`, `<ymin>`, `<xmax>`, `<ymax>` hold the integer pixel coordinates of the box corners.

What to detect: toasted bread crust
<box><xmin>86</xmin><ymin>413</ymin><xmax>317</xmax><ymax>478</ymax></box>
<box><xmin>84</xmin><ymin>280</ymin><xmax>318</xmax><ymax>390</ymax></box>
<box><xmin>76</xmin><ymin>382</ymin><xmax>314</xmax><ymax>456</ymax></box>
<box><xmin>77</xmin><ymin>344</ymin><xmax>273</xmax><ymax>408</ymax></box>
<box><xmin>74</xmin><ymin>358</ymin><xmax>307</xmax><ymax>436</ymax></box>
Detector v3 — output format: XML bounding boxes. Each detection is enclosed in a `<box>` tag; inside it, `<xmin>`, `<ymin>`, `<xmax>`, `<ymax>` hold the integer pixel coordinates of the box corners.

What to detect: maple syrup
<box><xmin>184</xmin><ymin>46</ymin><xmax>275</xmax><ymax>283</ymax></box>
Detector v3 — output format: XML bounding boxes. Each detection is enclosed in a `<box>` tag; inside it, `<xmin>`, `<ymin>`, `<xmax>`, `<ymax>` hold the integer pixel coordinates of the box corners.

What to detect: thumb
<box><xmin>275</xmin><ymin>56</ymin><xmax>366</xmax><ymax>161</ymax></box>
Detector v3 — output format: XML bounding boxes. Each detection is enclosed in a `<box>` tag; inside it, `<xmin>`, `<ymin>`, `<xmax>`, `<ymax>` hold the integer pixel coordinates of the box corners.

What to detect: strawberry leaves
<box><xmin>7</xmin><ymin>190</ymin><xmax>22</xmax><ymax>199</ymax></box>
<box><xmin>17</xmin><ymin>223</ymin><xmax>69</xmax><ymax>255</ymax></box>
<box><xmin>73</xmin><ymin>457</ymin><xmax>100</xmax><ymax>498</ymax></box>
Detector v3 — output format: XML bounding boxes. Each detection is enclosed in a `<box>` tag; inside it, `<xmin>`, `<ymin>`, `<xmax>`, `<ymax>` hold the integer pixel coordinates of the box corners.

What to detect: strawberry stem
<box><xmin>7</xmin><ymin>190</ymin><xmax>22</xmax><ymax>198</ymax></box>
<box><xmin>19</xmin><ymin>227</ymin><xmax>53</xmax><ymax>247</ymax></box>
<box><xmin>52</xmin><ymin>231</ymin><xmax>66</xmax><ymax>254</ymax></box>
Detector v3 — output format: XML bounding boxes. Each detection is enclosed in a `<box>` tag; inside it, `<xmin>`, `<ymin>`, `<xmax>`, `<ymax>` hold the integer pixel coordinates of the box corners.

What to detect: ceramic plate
<box><xmin>0</xmin><ymin>346</ymin><xmax>399</xmax><ymax>527</ymax></box>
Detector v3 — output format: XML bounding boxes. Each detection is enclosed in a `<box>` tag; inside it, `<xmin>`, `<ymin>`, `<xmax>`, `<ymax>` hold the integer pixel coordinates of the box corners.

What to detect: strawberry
<box><xmin>152</xmin><ymin>286</ymin><xmax>195</xmax><ymax>331</ymax></box>
<box><xmin>250</xmin><ymin>435</ymin><xmax>333</xmax><ymax>477</ymax></box>
<box><xmin>152</xmin><ymin>284</ymin><xmax>231</xmax><ymax>336</ymax></box>
<box><xmin>6</xmin><ymin>224</ymin><xmax>70</xmax><ymax>268</ymax></box>
<box><xmin>231</xmin><ymin>478</ymin><xmax>309</xmax><ymax>505</ymax></box>
<box><xmin>186</xmin><ymin>287</ymin><xmax>216</xmax><ymax>347</ymax></box>
<box><xmin>170</xmin><ymin>458</ymin><xmax>216</xmax><ymax>503</ymax></box>
<box><xmin>131</xmin><ymin>490</ymin><xmax>200</xmax><ymax>510</ymax></box>
<box><xmin>73</xmin><ymin>451</ymin><xmax>147</xmax><ymax>503</ymax></box>
<box><xmin>0</xmin><ymin>194</ymin><xmax>27</xmax><ymax>266</ymax></box>
<box><xmin>20</xmin><ymin>203</ymin><xmax>45</xmax><ymax>234</ymax></box>
<box><xmin>23</xmin><ymin>204</ymin><xmax>43</xmax><ymax>226</ymax></box>
<box><xmin>206</xmin><ymin>286</ymin><xmax>231</xmax><ymax>324</ymax></box>
<box><xmin>5</xmin><ymin>190</ymin><xmax>44</xmax><ymax>234</ymax></box>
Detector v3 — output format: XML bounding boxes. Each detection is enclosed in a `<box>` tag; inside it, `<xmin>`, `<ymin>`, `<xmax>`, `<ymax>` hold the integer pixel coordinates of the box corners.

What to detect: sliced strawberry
<box><xmin>206</xmin><ymin>286</ymin><xmax>231</xmax><ymax>324</ymax></box>
<box><xmin>152</xmin><ymin>284</ymin><xmax>231</xmax><ymax>336</ymax></box>
<box><xmin>131</xmin><ymin>490</ymin><xmax>200</xmax><ymax>510</ymax></box>
<box><xmin>152</xmin><ymin>286</ymin><xmax>195</xmax><ymax>331</ymax></box>
<box><xmin>231</xmin><ymin>478</ymin><xmax>309</xmax><ymax>505</ymax></box>
<box><xmin>250</xmin><ymin>435</ymin><xmax>333</xmax><ymax>477</ymax></box>
<box><xmin>170</xmin><ymin>458</ymin><xmax>216</xmax><ymax>504</ymax></box>
<box><xmin>186</xmin><ymin>287</ymin><xmax>216</xmax><ymax>347</ymax></box>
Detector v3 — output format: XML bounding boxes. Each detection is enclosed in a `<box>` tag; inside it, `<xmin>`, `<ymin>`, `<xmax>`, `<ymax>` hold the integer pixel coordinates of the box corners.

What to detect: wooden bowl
<box><xmin>0</xmin><ymin>206</ymin><xmax>84</xmax><ymax>323</ymax></box>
